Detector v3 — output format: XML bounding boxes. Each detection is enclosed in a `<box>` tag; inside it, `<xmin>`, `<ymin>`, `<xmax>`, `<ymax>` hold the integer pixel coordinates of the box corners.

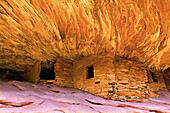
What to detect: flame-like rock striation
<box><xmin>0</xmin><ymin>0</ymin><xmax>170</xmax><ymax>72</ymax></box>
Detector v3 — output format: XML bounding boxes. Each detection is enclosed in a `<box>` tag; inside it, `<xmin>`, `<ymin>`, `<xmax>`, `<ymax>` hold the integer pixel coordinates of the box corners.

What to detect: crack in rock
<box><xmin>0</xmin><ymin>100</ymin><xmax>33</xmax><ymax>107</ymax></box>
<box><xmin>149</xmin><ymin>110</ymin><xmax>165</xmax><ymax>113</ymax></box>
<box><xmin>50</xmin><ymin>90</ymin><xmax>63</xmax><ymax>93</ymax></box>
<box><xmin>52</xmin><ymin>109</ymin><xmax>65</xmax><ymax>113</ymax></box>
<box><xmin>85</xmin><ymin>99</ymin><xmax>103</xmax><ymax>105</ymax></box>
<box><xmin>12</xmin><ymin>84</ymin><xmax>24</xmax><ymax>91</ymax></box>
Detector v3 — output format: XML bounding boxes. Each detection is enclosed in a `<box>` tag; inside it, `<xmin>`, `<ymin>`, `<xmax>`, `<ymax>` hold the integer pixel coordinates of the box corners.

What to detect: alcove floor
<box><xmin>0</xmin><ymin>79</ymin><xmax>169</xmax><ymax>113</ymax></box>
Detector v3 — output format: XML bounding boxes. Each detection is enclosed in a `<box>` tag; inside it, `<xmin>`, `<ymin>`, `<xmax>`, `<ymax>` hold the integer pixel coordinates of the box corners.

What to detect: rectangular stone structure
<box><xmin>54</xmin><ymin>54</ymin><xmax>151</xmax><ymax>102</ymax></box>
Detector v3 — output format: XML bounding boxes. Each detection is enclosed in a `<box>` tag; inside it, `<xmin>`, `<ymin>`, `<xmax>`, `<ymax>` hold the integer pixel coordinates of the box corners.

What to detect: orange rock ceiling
<box><xmin>0</xmin><ymin>0</ymin><xmax>169</xmax><ymax>72</ymax></box>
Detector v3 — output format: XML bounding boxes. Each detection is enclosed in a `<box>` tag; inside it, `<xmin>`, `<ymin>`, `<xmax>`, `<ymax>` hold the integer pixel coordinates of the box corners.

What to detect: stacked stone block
<box><xmin>111</xmin><ymin>57</ymin><xmax>150</xmax><ymax>102</ymax></box>
<box><xmin>73</xmin><ymin>54</ymin><xmax>115</xmax><ymax>99</ymax></box>
<box><xmin>54</xmin><ymin>54</ymin><xmax>151</xmax><ymax>102</ymax></box>
<box><xmin>73</xmin><ymin>55</ymin><xmax>150</xmax><ymax>102</ymax></box>
<box><xmin>54</xmin><ymin>57</ymin><xmax>74</xmax><ymax>87</ymax></box>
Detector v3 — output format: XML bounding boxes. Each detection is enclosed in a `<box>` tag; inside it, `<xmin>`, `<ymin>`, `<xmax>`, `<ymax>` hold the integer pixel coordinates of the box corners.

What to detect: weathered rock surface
<box><xmin>0</xmin><ymin>0</ymin><xmax>169</xmax><ymax>72</ymax></box>
<box><xmin>0</xmin><ymin>79</ymin><xmax>170</xmax><ymax>113</ymax></box>
<box><xmin>19</xmin><ymin>61</ymin><xmax>41</xmax><ymax>82</ymax></box>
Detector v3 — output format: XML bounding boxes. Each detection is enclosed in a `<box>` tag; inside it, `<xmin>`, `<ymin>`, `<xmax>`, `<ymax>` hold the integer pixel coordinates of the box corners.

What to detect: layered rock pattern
<box><xmin>0</xmin><ymin>0</ymin><xmax>169</xmax><ymax>72</ymax></box>
<box><xmin>0</xmin><ymin>80</ymin><xmax>170</xmax><ymax>113</ymax></box>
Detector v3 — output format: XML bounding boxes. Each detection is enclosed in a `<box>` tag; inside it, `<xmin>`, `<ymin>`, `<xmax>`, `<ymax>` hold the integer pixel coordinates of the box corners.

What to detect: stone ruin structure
<box><xmin>53</xmin><ymin>54</ymin><xmax>153</xmax><ymax>102</ymax></box>
<box><xmin>19</xmin><ymin>53</ymin><xmax>167</xmax><ymax>102</ymax></box>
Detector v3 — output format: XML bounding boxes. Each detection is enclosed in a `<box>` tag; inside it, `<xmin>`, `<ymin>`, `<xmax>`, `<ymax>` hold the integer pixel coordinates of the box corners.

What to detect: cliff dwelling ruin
<box><xmin>0</xmin><ymin>0</ymin><xmax>170</xmax><ymax>112</ymax></box>
<box><xmin>18</xmin><ymin>53</ymin><xmax>168</xmax><ymax>102</ymax></box>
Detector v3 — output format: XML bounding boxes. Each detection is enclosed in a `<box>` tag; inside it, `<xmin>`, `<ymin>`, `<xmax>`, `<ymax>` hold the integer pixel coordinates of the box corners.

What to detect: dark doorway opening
<box><xmin>87</xmin><ymin>65</ymin><xmax>94</xmax><ymax>79</ymax></box>
<box><xmin>39</xmin><ymin>61</ymin><xmax>55</xmax><ymax>80</ymax></box>
<box><xmin>39</xmin><ymin>68</ymin><xmax>55</xmax><ymax>80</ymax></box>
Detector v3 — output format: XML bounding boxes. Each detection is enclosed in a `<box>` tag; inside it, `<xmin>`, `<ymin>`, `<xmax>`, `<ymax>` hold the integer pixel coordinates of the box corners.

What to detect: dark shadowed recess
<box><xmin>0</xmin><ymin>68</ymin><xmax>24</xmax><ymax>81</ymax></box>
<box><xmin>150</xmin><ymin>71</ymin><xmax>158</xmax><ymax>82</ymax></box>
<box><xmin>39</xmin><ymin>67</ymin><xmax>55</xmax><ymax>80</ymax></box>
<box><xmin>39</xmin><ymin>60</ymin><xmax>56</xmax><ymax>80</ymax></box>
<box><xmin>164</xmin><ymin>67</ymin><xmax>170</xmax><ymax>91</ymax></box>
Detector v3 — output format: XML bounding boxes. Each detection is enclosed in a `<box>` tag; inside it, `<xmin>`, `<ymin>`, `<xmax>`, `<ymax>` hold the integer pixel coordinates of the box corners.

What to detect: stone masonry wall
<box><xmin>73</xmin><ymin>54</ymin><xmax>150</xmax><ymax>102</ymax></box>
<box><xmin>54</xmin><ymin>57</ymin><xmax>74</xmax><ymax>87</ymax></box>
<box><xmin>73</xmin><ymin>54</ymin><xmax>115</xmax><ymax>99</ymax></box>
<box><xmin>112</xmin><ymin>57</ymin><xmax>150</xmax><ymax>102</ymax></box>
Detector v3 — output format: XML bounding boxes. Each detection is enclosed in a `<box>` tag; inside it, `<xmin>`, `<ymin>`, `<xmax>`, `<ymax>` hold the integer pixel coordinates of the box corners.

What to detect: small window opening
<box><xmin>87</xmin><ymin>65</ymin><xmax>94</xmax><ymax>79</ymax></box>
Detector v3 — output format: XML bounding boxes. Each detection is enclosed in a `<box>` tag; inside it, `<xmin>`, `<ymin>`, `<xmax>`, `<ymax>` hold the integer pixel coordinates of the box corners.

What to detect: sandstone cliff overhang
<box><xmin>0</xmin><ymin>0</ymin><xmax>169</xmax><ymax>72</ymax></box>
